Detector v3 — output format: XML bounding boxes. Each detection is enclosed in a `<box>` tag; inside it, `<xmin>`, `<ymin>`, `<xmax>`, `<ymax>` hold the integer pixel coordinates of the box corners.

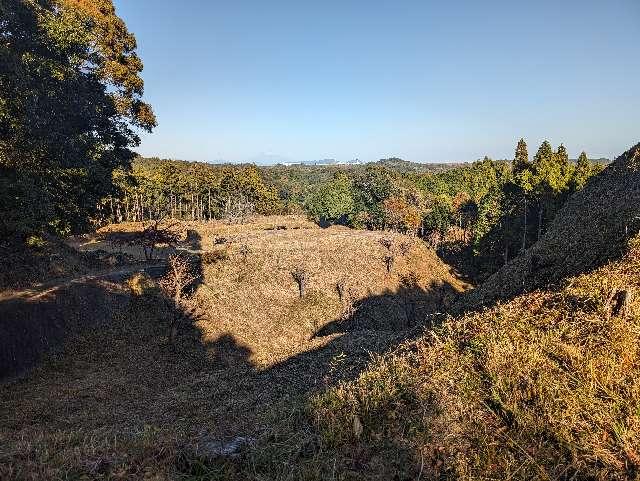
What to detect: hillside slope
<box><xmin>183</xmin><ymin>144</ymin><xmax>640</xmax><ymax>480</ymax></box>
<box><xmin>267</xmin><ymin>234</ymin><xmax>640</xmax><ymax>481</ymax></box>
<box><xmin>189</xmin><ymin>217</ymin><xmax>468</xmax><ymax>368</ymax></box>
<box><xmin>460</xmin><ymin>142</ymin><xmax>640</xmax><ymax>310</ymax></box>
<box><xmin>0</xmin><ymin>216</ymin><xmax>468</xmax><ymax>480</ymax></box>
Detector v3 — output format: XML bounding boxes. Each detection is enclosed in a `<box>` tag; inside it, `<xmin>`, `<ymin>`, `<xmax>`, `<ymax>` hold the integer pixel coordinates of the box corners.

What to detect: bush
<box><xmin>201</xmin><ymin>248</ymin><xmax>229</xmax><ymax>265</ymax></box>
<box><xmin>127</xmin><ymin>272</ymin><xmax>159</xmax><ymax>298</ymax></box>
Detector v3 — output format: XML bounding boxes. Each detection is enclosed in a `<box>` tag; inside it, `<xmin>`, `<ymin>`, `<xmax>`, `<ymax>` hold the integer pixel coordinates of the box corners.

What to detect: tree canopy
<box><xmin>0</xmin><ymin>0</ymin><xmax>155</xmax><ymax>237</ymax></box>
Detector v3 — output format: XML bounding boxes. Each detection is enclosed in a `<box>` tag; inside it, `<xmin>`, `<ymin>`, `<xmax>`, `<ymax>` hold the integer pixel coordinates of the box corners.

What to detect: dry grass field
<box><xmin>297</xmin><ymin>236</ymin><xmax>640</xmax><ymax>480</ymax></box>
<box><xmin>0</xmin><ymin>215</ymin><xmax>468</xmax><ymax>480</ymax></box>
<box><xmin>6</xmin><ymin>177</ymin><xmax>639</xmax><ymax>480</ymax></box>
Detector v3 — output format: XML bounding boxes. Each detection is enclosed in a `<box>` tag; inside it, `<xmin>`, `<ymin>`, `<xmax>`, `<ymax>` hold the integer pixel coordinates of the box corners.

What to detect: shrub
<box><xmin>291</xmin><ymin>266</ymin><xmax>309</xmax><ymax>298</ymax></box>
<box><xmin>127</xmin><ymin>272</ymin><xmax>159</xmax><ymax>298</ymax></box>
<box><xmin>129</xmin><ymin>220</ymin><xmax>180</xmax><ymax>261</ymax></box>
<box><xmin>201</xmin><ymin>248</ymin><xmax>229</xmax><ymax>265</ymax></box>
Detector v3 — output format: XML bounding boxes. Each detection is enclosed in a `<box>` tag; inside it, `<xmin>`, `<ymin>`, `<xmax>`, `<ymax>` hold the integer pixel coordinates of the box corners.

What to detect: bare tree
<box><xmin>378</xmin><ymin>237</ymin><xmax>394</xmax><ymax>252</ymax></box>
<box><xmin>335</xmin><ymin>277</ymin><xmax>347</xmax><ymax>302</ymax></box>
<box><xmin>239</xmin><ymin>244</ymin><xmax>250</xmax><ymax>262</ymax></box>
<box><xmin>398</xmin><ymin>240</ymin><xmax>412</xmax><ymax>257</ymax></box>
<box><xmin>224</xmin><ymin>194</ymin><xmax>256</xmax><ymax>225</ymax></box>
<box><xmin>383</xmin><ymin>254</ymin><xmax>395</xmax><ymax>274</ymax></box>
<box><xmin>160</xmin><ymin>255</ymin><xmax>197</xmax><ymax>349</ymax></box>
<box><xmin>130</xmin><ymin>219</ymin><xmax>180</xmax><ymax>261</ymax></box>
<box><xmin>291</xmin><ymin>266</ymin><xmax>309</xmax><ymax>298</ymax></box>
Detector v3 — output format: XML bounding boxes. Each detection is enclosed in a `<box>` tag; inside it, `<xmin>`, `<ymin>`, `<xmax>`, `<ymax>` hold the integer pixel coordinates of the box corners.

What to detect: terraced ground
<box><xmin>0</xmin><ymin>216</ymin><xmax>468</xmax><ymax>480</ymax></box>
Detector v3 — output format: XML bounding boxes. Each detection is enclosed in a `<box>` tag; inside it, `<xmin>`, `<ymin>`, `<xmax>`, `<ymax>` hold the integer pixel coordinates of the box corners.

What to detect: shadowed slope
<box><xmin>459</xmin><ymin>142</ymin><xmax>640</xmax><ymax>311</ymax></box>
<box><xmin>0</xmin><ymin>217</ymin><xmax>468</xmax><ymax>480</ymax></box>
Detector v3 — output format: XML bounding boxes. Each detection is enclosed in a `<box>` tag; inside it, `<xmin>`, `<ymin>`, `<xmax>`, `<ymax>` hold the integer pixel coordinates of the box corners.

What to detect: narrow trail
<box><xmin>0</xmin><ymin>263</ymin><xmax>167</xmax><ymax>303</ymax></box>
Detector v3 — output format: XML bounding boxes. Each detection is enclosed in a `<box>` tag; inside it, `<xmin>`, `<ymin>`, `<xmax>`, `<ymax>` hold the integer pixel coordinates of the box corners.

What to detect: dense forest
<box><xmin>100</xmin><ymin>142</ymin><xmax>603</xmax><ymax>279</ymax></box>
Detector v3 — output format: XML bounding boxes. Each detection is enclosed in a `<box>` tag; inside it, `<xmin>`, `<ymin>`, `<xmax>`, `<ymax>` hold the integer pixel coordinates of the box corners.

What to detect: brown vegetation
<box><xmin>291</xmin><ymin>235</ymin><xmax>640</xmax><ymax>480</ymax></box>
<box><xmin>0</xmin><ymin>215</ymin><xmax>466</xmax><ymax>480</ymax></box>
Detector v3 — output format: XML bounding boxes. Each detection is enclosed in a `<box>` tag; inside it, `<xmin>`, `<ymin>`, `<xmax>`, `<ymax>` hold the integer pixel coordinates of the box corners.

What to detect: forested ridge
<box><xmin>105</xmin><ymin>142</ymin><xmax>603</xmax><ymax>280</ymax></box>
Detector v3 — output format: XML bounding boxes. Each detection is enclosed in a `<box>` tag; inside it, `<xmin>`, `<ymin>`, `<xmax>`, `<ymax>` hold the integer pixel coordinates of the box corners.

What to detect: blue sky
<box><xmin>114</xmin><ymin>0</ymin><xmax>640</xmax><ymax>163</ymax></box>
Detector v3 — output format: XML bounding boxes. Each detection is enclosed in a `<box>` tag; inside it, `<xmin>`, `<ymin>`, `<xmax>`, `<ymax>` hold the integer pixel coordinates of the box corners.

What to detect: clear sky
<box><xmin>113</xmin><ymin>0</ymin><xmax>640</xmax><ymax>164</ymax></box>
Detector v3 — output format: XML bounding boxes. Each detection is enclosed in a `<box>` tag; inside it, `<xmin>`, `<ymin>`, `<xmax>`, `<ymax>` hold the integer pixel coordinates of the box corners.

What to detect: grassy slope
<box><xmin>4</xmin><ymin>141</ymin><xmax>640</xmax><ymax>480</ymax></box>
<box><xmin>0</xmin><ymin>216</ymin><xmax>467</xmax><ymax>480</ymax></box>
<box><xmin>276</xmin><ymin>238</ymin><xmax>640</xmax><ymax>480</ymax></box>
<box><xmin>207</xmin><ymin>144</ymin><xmax>640</xmax><ymax>480</ymax></box>
<box><xmin>190</xmin><ymin>217</ymin><xmax>467</xmax><ymax>369</ymax></box>
<box><xmin>0</xmin><ymin>235</ymin><xmax>93</xmax><ymax>291</ymax></box>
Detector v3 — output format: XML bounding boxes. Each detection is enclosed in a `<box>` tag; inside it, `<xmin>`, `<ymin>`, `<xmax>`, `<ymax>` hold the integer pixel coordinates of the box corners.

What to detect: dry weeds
<box><xmin>301</xmin><ymin>236</ymin><xmax>640</xmax><ymax>480</ymax></box>
<box><xmin>0</xmin><ymin>215</ymin><xmax>466</xmax><ymax>480</ymax></box>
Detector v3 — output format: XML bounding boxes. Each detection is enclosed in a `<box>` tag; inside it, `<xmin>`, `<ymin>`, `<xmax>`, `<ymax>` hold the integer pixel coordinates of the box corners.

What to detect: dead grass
<box><xmin>190</xmin><ymin>219</ymin><xmax>467</xmax><ymax>369</ymax></box>
<box><xmin>6</xmin><ymin>211</ymin><xmax>640</xmax><ymax>480</ymax></box>
<box><xmin>0</xmin><ymin>235</ymin><xmax>92</xmax><ymax>291</ymax></box>
<box><xmin>277</xmin><ymin>235</ymin><xmax>640</xmax><ymax>480</ymax></box>
<box><xmin>0</xmin><ymin>215</ymin><xmax>467</xmax><ymax>480</ymax></box>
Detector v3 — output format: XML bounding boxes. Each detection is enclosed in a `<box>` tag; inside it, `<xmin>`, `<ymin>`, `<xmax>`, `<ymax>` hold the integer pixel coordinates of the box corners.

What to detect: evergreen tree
<box><xmin>513</xmin><ymin>138</ymin><xmax>530</xmax><ymax>173</ymax></box>
<box><xmin>304</xmin><ymin>173</ymin><xmax>355</xmax><ymax>226</ymax></box>
<box><xmin>533</xmin><ymin>140</ymin><xmax>554</xmax><ymax>167</ymax></box>
<box><xmin>556</xmin><ymin>143</ymin><xmax>569</xmax><ymax>165</ymax></box>
<box><xmin>556</xmin><ymin>143</ymin><xmax>574</xmax><ymax>187</ymax></box>
<box><xmin>572</xmin><ymin>151</ymin><xmax>594</xmax><ymax>191</ymax></box>
<box><xmin>529</xmin><ymin>142</ymin><xmax>572</xmax><ymax>240</ymax></box>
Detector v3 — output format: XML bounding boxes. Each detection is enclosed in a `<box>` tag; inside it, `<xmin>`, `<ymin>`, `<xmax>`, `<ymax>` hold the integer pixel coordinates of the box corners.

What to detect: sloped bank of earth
<box><xmin>191</xmin><ymin>220</ymin><xmax>469</xmax><ymax>369</ymax></box>
<box><xmin>460</xmin><ymin>142</ymin><xmax>640</xmax><ymax>311</ymax></box>
<box><xmin>217</xmin><ymin>236</ymin><xmax>640</xmax><ymax>481</ymax></box>
<box><xmin>203</xmin><ymin>143</ymin><xmax>640</xmax><ymax>480</ymax></box>
<box><xmin>0</xmin><ymin>218</ymin><xmax>468</xmax><ymax>480</ymax></box>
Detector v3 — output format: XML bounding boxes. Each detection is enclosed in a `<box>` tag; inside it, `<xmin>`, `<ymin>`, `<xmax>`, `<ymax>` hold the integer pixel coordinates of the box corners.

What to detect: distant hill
<box><xmin>373</xmin><ymin>157</ymin><xmax>468</xmax><ymax>173</ymax></box>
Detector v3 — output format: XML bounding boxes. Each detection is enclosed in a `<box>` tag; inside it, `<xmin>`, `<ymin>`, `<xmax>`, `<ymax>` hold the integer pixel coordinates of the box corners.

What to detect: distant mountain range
<box><xmin>157</xmin><ymin>155</ymin><xmax>611</xmax><ymax>169</ymax></box>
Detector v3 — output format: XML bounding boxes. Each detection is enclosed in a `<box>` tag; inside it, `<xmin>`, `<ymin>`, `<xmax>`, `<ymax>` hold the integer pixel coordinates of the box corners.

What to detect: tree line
<box><xmin>301</xmin><ymin>139</ymin><xmax>603</xmax><ymax>279</ymax></box>
<box><xmin>99</xmin><ymin>139</ymin><xmax>602</xmax><ymax>279</ymax></box>
<box><xmin>101</xmin><ymin>158</ymin><xmax>282</xmax><ymax>224</ymax></box>
<box><xmin>0</xmin><ymin>1</ymin><xmax>604</xmax><ymax>282</ymax></box>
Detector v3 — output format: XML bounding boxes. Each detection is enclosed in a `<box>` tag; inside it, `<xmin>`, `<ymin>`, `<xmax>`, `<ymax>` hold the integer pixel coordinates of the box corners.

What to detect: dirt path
<box><xmin>0</xmin><ymin>263</ymin><xmax>167</xmax><ymax>303</ymax></box>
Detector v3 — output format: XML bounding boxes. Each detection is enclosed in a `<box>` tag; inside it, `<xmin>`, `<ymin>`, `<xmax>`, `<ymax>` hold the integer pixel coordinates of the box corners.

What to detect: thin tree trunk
<box><xmin>537</xmin><ymin>204</ymin><xmax>544</xmax><ymax>241</ymax></box>
<box><xmin>521</xmin><ymin>196</ymin><xmax>528</xmax><ymax>252</ymax></box>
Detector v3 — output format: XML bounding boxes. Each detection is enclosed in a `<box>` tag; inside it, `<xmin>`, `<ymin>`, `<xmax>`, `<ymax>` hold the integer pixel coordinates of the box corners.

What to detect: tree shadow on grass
<box><xmin>0</xmin><ymin>229</ymin><xmax>205</xmax><ymax>381</ymax></box>
<box><xmin>314</xmin><ymin>275</ymin><xmax>458</xmax><ymax>337</ymax></box>
<box><xmin>1</xmin><ymin>255</ymin><xmax>463</xmax><ymax>479</ymax></box>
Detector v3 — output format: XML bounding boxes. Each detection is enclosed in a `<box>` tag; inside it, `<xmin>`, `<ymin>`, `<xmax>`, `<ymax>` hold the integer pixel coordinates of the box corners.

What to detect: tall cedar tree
<box><xmin>513</xmin><ymin>138</ymin><xmax>529</xmax><ymax>173</ymax></box>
